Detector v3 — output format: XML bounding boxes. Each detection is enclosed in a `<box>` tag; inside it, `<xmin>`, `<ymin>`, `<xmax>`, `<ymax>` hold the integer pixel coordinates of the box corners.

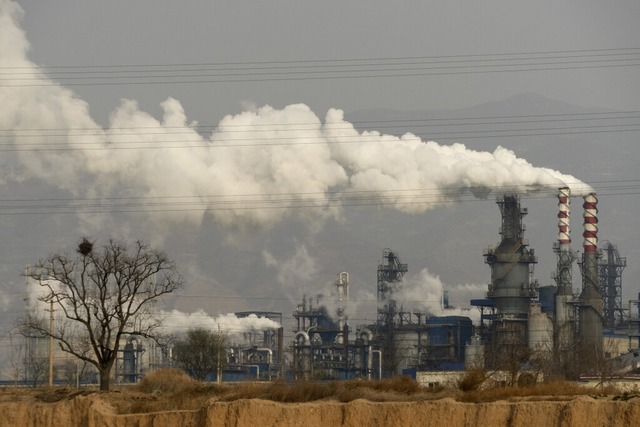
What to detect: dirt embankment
<box><xmin>1</xmin><ymin>395</ymin><xmax>639</xmax><ymax>427</ymax></box>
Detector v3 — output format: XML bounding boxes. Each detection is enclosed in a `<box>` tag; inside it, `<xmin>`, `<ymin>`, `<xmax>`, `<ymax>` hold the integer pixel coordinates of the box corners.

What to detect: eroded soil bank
<box><xmin>1</xmin><ymin>395</ymin><xmax>639</xmax><ymax>427</ymax></box>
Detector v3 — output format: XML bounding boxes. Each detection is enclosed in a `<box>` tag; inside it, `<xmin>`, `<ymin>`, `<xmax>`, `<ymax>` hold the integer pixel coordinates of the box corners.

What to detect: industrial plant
<box><xmin>287</xmin><ymin>188</ymin><xmax>640</xmax><ymax>382</ymax></box>
<box><xmin>20</xmin><ymin>188</ymin><xmax>640</xmax><ymax>386</ymax></box>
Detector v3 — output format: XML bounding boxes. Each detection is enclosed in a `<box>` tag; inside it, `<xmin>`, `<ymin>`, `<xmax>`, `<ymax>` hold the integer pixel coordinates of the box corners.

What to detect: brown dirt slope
<box><xmin>0</xmin><ymin>395</ymin><xmax>639</xmax><ymax>427</ymax></box>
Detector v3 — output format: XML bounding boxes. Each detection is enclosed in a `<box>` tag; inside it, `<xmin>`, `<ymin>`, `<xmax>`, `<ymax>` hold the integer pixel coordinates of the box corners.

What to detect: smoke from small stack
<box><xmin>400</xmin><ymin>268</ymin><xmax>483</xmax><ymax>324</ymax></box>
<box><xmin>160</xmin><ymin>309</ymin><xmax>281</xmax><ymax>337</ymax></box>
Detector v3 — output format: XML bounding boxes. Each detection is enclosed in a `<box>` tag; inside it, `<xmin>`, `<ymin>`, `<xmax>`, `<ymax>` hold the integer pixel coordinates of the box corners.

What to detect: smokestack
<box><xmin>578</xmin><ymin>192</ymin><xmax>603</xmax><ymax>370</ymax></box>
<box><xmin>582</xmin><ymin>193</ymin><xmax>598</xmax><ymax>255</ymax></box>
<box><xmin>554</xmin><ymin>188</ymin><xmax>575</xmax><ymax>350</ymax></box>
<box><xmin>555</xmin><ymin>187</ymin><xmax>573</xmax><ymax>297</ymax></box>
<box><xmin>558</xmin><ymin>187</ymin><xmax>571</xmax><ymax>249</ymax></box>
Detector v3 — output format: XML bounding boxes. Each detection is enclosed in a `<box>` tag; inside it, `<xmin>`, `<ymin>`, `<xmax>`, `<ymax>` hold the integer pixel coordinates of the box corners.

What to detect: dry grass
<box><xmin>457</xmin><ymin>381</ymin><xmax>621</xmax><ymax>403</ymax></box>
<box><xmin>0</xmin><ymin>368</ymin><xmax>626</xmax><ymax>414</ymax></box>
<box><xmin>219</xmin><ymin>376</ymin><xmax>430</xmax><ymax>403</ymax></box>
<box><xmin>457</xmin><ymin>368</ymin><xmax>488</xmax><ymax>392</ymax></box>
<box><xmin>119</xmin><ymin>368</ymin><xmax>229</xmax><ymax>413</ymax></box>
<box><xmin>136</xmin><ymin>367</ymin><xmax>197</xmax><ymax>395</ymax></box>
<box><xmin>118</xmin><ymin>373</ymin><xmax>622</xmax><ymax>413</ymax></box>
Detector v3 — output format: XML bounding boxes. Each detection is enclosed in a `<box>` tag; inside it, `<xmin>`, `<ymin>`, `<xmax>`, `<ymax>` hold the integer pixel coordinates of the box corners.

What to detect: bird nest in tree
<box><xmin>78</xmin><ymin>239</ymin><xmax>93</xmax><ymax>256</ymax></box>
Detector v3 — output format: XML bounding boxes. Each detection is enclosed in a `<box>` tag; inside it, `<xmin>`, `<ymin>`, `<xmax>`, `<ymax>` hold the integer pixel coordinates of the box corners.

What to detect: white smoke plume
<box><xmin>263</xmin><ymin>246</ymin><xmax>367</xmax><ymax>324</ymax></box>
<box><xmin>263</xmin><ymin>245</ymin><xmax>319</xmax><ymax>298</ymax></box>
<box><xmin>24</xmin><ymin>272</ymin><xmax>279</xmax><ymax>336</ymax></box>
<box><xmin>23</xmin><ymin>276</ymin><xmax>57</xmax><ymax>316</ymax></box>
<box><xmin>397</xmin><ymin>268</ymin><xmax>485</xmax><ymax>324</ymax></box>
<box><xmin>0</xmin><ymin>0</ymin><xmax>592</xmax><ymax>238</ymax></box>
<box><xmin>159</xmin><ymin>309</ymin><xmax>281</xmax><ymax>337</ymax></box>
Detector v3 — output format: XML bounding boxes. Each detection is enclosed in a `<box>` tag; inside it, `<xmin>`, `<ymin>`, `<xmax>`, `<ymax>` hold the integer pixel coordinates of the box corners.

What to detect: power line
<box><xmin>4</xmin><ymin>62</ymin><xmax>640</xmax><ymax>87</ymax></box>
<box><xmin>4</xmin><ymin>111</ymin><xmax>640</xmax><ymax>136</ymax></box>
<box><xmin>0</xmin><ymin>180</ymin><xmax>636</xmax><ymax>216</ymax></box>
<box><xmin>0</xmin><ymin>125</ymin><xmax>638</xmax><ymax>152</ymax></box>
<box><xmin>6</xmin><ymin>56</ymin><xmax>640</xmax><ymax>81</ymax></box>
<box><xmin>4</xmin><ymin>47</ymin><xmax>640</xmax><ymax>70</ymax></box>
<box><xmin>2</xmin><ymin>48</ymin><xmax>640</xmax><ymax>87</ymax></box>
<box><xmin>3</xmin><ymin>48</ymin><xmax>640</xmax><ymax>73</ymax></box>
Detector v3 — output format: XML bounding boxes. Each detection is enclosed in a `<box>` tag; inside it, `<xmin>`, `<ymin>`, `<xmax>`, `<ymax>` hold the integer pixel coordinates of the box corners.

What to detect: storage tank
<box><xmin>395</xmin><ymin>329</ymin><xmax>420</xmax><ymax>374</ymax></box>
<box><xmin>465</xmin><ymin>335</ymin><xmax>485</xmax><ymax>368</ymax></box>
<box><xmin>528</xmin><ymin>303</ymin><xmax>553</xmax><ymax>353</ymax></box>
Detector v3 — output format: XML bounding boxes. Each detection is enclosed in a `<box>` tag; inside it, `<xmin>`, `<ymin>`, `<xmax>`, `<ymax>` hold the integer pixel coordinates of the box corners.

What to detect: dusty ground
<box><xmin>0</xmin><ymin>386</ymin><xmax>639</xmax><ymax>427</ymax></box>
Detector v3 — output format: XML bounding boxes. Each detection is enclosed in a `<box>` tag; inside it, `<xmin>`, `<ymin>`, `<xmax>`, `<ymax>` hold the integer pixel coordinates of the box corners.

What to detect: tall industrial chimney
<box><xmin>578</xmin><ymin>193</ymin><xmax>604</xmax><ymax>368</ymax></box>
<box><xmin>554</xmin><ymin>187</ymin><xmax>575</xmax><ymax>349</ymax></box>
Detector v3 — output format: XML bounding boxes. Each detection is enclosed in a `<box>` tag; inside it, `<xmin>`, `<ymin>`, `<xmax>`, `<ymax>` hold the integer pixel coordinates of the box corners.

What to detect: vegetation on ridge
<box><xmin>0</xmin><ymin>367</ymin><xmax>628</xmax><ymax>415</ymax></box>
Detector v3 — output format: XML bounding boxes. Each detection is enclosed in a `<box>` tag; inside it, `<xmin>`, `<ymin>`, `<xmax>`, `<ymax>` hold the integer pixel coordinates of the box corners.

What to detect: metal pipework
<box><xmin>359</xmin><ymin>328</ymin><xmax>373</xmax><ymax>380</ymax></box>
<box><xmin>295</xmin><ymin>331</ymin><xmax>310</xmax><ymax>345</ymax></box>
<box><xmin>371</xmin><ymin>349</ymin><xmax>383</xmax><ymax>380</ymax></box>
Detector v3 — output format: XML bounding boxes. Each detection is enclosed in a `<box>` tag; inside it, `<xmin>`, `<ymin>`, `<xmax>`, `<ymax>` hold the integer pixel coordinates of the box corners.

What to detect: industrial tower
<box><xmin>375</xmin><ymin>249</ymin><xmax>408</xmax><ymax>377</ymax></box>
<box><xmin>578</xmin><ymin>193</ymin><xmax>604</xmax><ymax>369</ymax></box>
<box><xmin>484</xmin><ymin>195</ymin><xmax>538</xmax><ymax>356</ymax></box>
<box><xmin>598</xmin><ymin>242</ymin><xmax>626</xmax><ymax>330</ymax></box>
<box><xmin>553</xmin><ymin>187</ymin><xmax>577</xmax><ymax>357</ymax></box>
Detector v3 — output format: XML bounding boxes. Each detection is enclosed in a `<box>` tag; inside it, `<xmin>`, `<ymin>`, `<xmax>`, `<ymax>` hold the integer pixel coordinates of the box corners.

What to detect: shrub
<box><xmin>370</xmin><ymin>376</ymin><xmax>420</xmax><ymax>394</ymax></box>
<box><xmin>457</xmin><ymin>368</ymin><xmax>488</xmax><ymax>392</ymax></box>
<box><xmin>137</xmin><ymin>368</ymin><xmax>196</xmax><ymax>395</ymax></box>
<box><xmin>219</xmin><ymin>377</ymin><xmax>422</xmax><ymax>403</ymax></box>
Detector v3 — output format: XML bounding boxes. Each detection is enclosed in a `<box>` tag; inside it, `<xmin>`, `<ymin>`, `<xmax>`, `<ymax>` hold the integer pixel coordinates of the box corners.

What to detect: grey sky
<box><xmin>18</xmin><ymin>1</ymin><xmax>640</xmax><ymax>122</ymax></box>
<box><xmin>2</xmin><ymin>0</ymin><xmax>639</xmax><ymax>368</ymax></box>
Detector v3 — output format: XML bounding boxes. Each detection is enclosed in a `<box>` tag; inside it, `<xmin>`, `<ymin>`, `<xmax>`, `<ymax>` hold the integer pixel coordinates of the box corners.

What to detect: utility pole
<box><xmin>217</xmin><ymin>324</ymin><xmax>222</xmax><ymax>384</ymax></box>
<box><xmin>47</xmin><ymin>301</ymin><xmax>54</xmax><ymax>388</ymax></box>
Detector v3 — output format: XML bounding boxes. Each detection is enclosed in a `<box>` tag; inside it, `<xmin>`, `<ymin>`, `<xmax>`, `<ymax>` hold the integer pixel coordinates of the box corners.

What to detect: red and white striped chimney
<box><xmin>579</xmin><ymin>192</ymin><xmax>603</xmax><ymax>358</ymax></box>
<box><xmin>582</xmin><ymin>193</ymin><xmax>598</xmax><ymax>253</ymax></box>
<box><xmin>558</xmin><ymin>187</ymin><xmax>571</xmax><ymax>249</ymax></box>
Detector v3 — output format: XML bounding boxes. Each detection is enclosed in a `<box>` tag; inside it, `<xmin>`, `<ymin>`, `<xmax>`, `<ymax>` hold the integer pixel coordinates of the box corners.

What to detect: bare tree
<box><xmin>172</xmin><ymin>328</ymin><xmax>227</xmax><ymax>381</ymax></box>
<box><xmin>20</xmin><ymin>238</ymin><xmax>183</xmax><ymax>391</ymax></box>
<box><xmin>25</xmin><ymin>354</ymin><xmax>49</xmax><ymax>387</ymax></box>
<box><xmin>8</xmin><ymin>331</ymin><xmax>26</xmax><ymax>385</ymax></box>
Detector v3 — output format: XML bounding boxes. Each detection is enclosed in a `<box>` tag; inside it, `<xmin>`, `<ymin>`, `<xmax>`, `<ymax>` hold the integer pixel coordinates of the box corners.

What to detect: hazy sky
<box><xmin>2</xmin><ymin>0</ymin><xmax>640</xmax><ymax>362</ymax></box>
<box><xmin>17</xmin><ymin>1</ymin><xmax>640</xmax><ymax>122</ymax></box>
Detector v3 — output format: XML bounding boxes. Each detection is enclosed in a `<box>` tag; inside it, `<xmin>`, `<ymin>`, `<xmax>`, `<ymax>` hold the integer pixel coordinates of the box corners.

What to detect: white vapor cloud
<box><xmin>0</xmin><ymin>0</ymin><xmax>591</xmax><ymax>240</ymax></box>
<box><xmin>398</xmin><ymin>268</ymin><xmax>485</xmax><ymax>324</ymax></box>
<box><xmin>264</xmin><ymin>244</ymin><xmax>319</xmax><ymax>298</ymax></box>
<box><xmin>160</xmin><ymin>309</ymin><xmax>281</xmax><ymax>337</ymax></box>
